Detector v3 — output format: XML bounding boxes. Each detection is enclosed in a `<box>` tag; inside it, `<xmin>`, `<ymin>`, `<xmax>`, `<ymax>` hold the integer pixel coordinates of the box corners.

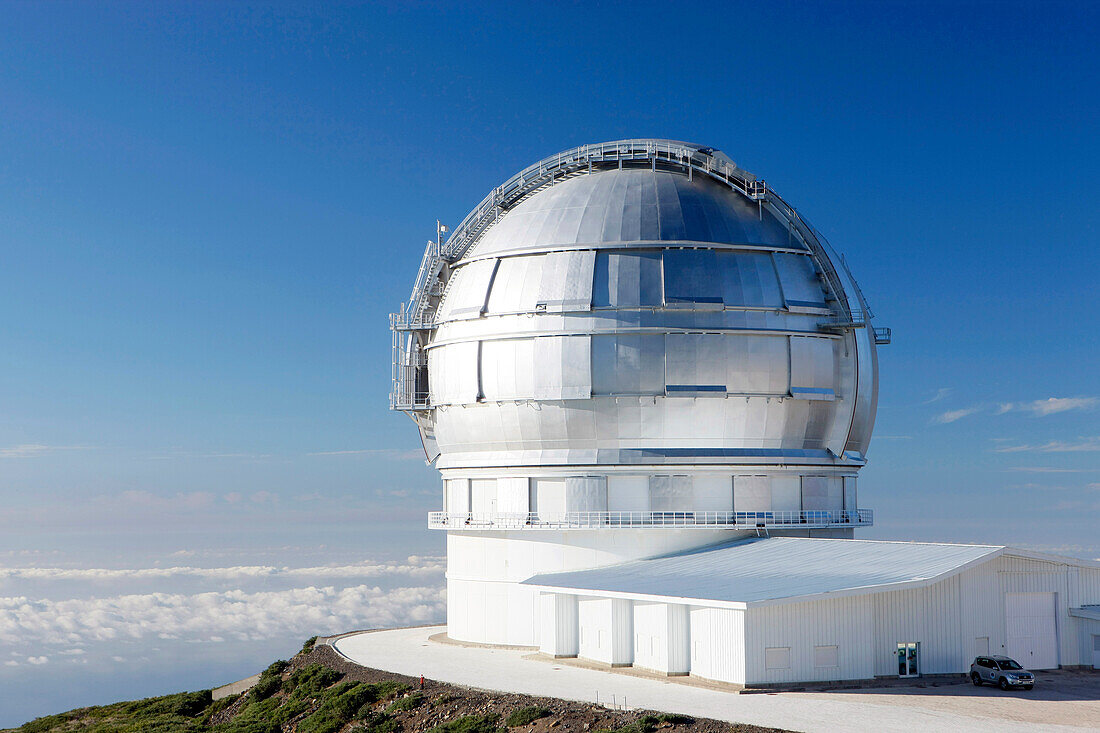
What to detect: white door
<box><xmin>1005</xmin><ymin>592</ymin><xmax>1058</xmax><ymax>669</ymax></box>
<box><xmin>470</xmin><ymin>479</ymin><xmax>498</xmax><ymax>515</ymax></box>
<box><xmin>532</xmin><ymin>478</ymin><xmax>567</xmax><ymax>521</ymax></box>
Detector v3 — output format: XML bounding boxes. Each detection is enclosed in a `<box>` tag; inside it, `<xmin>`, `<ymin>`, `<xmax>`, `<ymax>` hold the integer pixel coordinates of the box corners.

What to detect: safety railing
<box><xmin>427</xmin><ymin>509</ymin><xmax>873</xmax><ymax>530</ymax></box>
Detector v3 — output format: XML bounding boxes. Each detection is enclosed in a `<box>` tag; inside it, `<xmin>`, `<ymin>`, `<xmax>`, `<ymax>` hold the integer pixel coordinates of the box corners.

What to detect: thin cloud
<box><xmin>0</xmin><ymin>444</ymin><xmax>90</xmax><ymax>459</ymax></box>
<box><xmin>934</xmin><ymin>407</ymin><xmax>982</xmax><ymax>424</ymax></box>
<box><xmin>994</xmin><ymin>437</ymin><xmax>1100</xmax><ymax>453</ymax></box>
<box><xmin>0</xmin><ymin>556</ymin><xmax>445</xmax><ymax>583</ymax></box>
<box><xmin>1007</xmin><ymin>467</ymin><xmax>1097</xmax><ymax>473</ymax></box>
<box><xmin>999</xmin><ymin>397</ymin><xmax>1098</xmax><ymax>417</ymax></box>
<box><xmin>308</xmin><ymin>448</ymin><xmax>423</xmax><ymax>460</ymax></box>
<box><xmin>923</xmin><ymin>388</ymin><xmax>952</xmax><ymax>404</ymax></box>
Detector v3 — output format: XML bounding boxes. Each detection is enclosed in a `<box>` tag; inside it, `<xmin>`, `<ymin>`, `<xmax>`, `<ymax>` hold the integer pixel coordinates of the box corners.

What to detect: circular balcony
<box><xmin>427</xmin><ymin>509</ymin><xmax>873</xmax><ymax>531</ymax></box>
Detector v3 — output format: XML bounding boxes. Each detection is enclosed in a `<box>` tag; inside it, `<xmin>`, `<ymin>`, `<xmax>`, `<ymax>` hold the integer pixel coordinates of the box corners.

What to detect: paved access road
<box><xmin>334</xmin><ymin>627</ymin><xmax>1099</xmax><ymax>733</ymax></box>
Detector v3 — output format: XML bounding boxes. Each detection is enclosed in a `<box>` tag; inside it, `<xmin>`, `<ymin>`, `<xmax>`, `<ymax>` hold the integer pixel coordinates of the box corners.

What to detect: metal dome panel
<box><xmin>468</xmin><ymin>169</ymin><xmax>793</xmax><ymax>259</ymax></box>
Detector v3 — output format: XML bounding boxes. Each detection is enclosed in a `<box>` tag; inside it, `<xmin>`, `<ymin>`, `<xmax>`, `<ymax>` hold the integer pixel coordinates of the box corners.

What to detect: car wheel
<box><xmin>971</xmin><ymin>672</ymin><xmax>982</xmax><ymax>686</ymax></box>
<box><xmin>999</xmin><ymin>677</ymin><xmax>1009</xmax><ymax>691</ymax></box>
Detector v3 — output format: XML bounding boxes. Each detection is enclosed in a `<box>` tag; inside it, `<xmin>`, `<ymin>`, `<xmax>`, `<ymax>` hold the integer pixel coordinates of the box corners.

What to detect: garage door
<box><xmin>1005</xmin><ymin>592</ymin><xmax>1058</xmax><ymax>670</ymax></box>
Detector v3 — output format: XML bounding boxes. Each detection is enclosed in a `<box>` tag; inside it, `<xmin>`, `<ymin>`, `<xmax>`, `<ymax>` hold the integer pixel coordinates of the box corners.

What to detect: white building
<box><xmin>390</xmin><ymin>140</ymin><xmax>1100</xmax><ymax>683</ymax></box>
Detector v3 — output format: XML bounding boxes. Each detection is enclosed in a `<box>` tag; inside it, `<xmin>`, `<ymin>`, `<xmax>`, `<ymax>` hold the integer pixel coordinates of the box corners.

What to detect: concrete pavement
<box><xmin>333</xmin><ymin>626</ymin><xmax>1096</xmax><ymax>733</ymax></box>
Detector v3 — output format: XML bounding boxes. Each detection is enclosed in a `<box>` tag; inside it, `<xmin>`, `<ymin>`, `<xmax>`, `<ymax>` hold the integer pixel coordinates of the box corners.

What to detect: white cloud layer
<box><xmin>0</xmin><ymin>583</ymin><xmax>444</xmax><ymax>646</ymax></box>
<box><xmin>0</xmin><ymin>557</ymin><xmax>444</xmax><ymax>583</ymax></box>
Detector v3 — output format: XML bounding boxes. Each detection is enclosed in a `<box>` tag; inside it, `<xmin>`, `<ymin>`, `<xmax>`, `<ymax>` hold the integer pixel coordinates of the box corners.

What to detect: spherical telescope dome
<box><xmin>390</xmin><ymin>140</ymin><xmax>885</xmax><ymax>645</ymax></box>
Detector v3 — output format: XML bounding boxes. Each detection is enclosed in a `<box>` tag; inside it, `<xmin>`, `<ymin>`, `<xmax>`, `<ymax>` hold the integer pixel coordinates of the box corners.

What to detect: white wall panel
<box><xmin>632</xmin><ymin>602</ymin><xmax>692</xmax><ymax>675</ymax></box>
<box><xmin>1006</xmin><ymin>592</ymin><xmax>1058</xmax><ymax>669</ymax></box>
<box><xmin>565</xmin><ymin>476</ymin><xmax>607</xmax><ymax>513</ymax></box>
<box><xmin>771</xmin><ymin>477</ymin><xmax>801</xmax><ymax>512</ymax></box>
<box><xmin>607</xmin><ymin>476</ymin><xmax>649</xmax><ymax>512</ymax></box>
<box><xmin>611</xmin><ymin>598</ymin><xmax>634</xmax><ymax>666</ymax></box>
<box><xmin>470</xmin><ymin>478</ymin><xmax>498</xmax><ymax>514</ymax></box>
<box><xmin>689</xmin><ymin>606</ymin><xmax>746</xmax><ymax>684</ymax></box>
<box><xmin>579</xmin><ymin>598</ymin><xmax>615</xmax><ymax>664</ymax></box>
<box><xmin>496</xmin><ymin>477</ymin><xmax>529</xmax><ymax>515</ymax></box>
<box><xmin>694</xmin><ymin>475</ymin><xmax>733</xmax><ymax>512</ymax></box>
<box><xmin>667</xmin><ymin>604</ymin><xmax>691</xmax><ymax>675</ymax></box>
<box><xmin>445</xmin><ymin>478</ymin><xmax>470</xmax><ymax>514</ymax></box>
<box><xmin>801</xmin><ymin>476</ymin><xmax>842</xmax><ymax>512</ymax></box>
<box><xmin>650</xmin><ymin>475</ymin><xmax>693</xmax><ymax>512</ymax></box>
<box><xmin>540</xmin><ymin>592</ymin><xmax>578</xmax><ymax>657</ymax></box>
<box><xmin>734</xmin><ymin>476</ymin><xmax>770</xmax><ymax>513</ymax></box>
<box><xmin>745</xmin><ymin>595</ymin><xmax>873</xmax><ymax>684</ymax></box>
<box><xmin>872</xmin><ymin>573</ymin><xmax>967</xmax><ymax>676</ymax></box>
<box><xmin>532</xmin><ymin>478</ymin><xmax>567</xmax><ymax>520</ymax></box>
<box><xmin>843</xmin><ymin>477</ymin><xmax>858</xmax><ymax>510</ymax></box>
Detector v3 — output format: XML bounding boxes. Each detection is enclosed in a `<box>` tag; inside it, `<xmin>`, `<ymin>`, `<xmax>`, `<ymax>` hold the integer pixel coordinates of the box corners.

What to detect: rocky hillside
<box><xmin>7</xmin><ymin>638</ymin><xmax>788</xmax><ymax>733</ymax></box>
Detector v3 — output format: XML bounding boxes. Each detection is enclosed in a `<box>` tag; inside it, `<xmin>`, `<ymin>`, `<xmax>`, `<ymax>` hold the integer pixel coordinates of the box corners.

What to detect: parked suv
<box><xmin>970</xmin><ymin>656</ymin><xmax>1035</xmax><ymax>690</ymax></box>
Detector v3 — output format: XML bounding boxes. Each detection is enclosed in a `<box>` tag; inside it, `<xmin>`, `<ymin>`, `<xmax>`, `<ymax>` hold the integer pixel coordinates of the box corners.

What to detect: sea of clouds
<box><xmin>0</xmin><ymin>554</ymin><xmax>446</xmax><ymax>727</ymax></box>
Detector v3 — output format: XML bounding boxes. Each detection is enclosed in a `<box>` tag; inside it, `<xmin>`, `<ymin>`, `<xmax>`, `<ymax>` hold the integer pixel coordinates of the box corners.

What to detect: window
<box><xmin>765</xmin><ymin>647</ymin><xmax>791</xmax><ymax>670</ymax></box>
<box><xmin>814</xmin><ymin>645</ymin><xmax>839</xmax><ymax>668</ymax></box>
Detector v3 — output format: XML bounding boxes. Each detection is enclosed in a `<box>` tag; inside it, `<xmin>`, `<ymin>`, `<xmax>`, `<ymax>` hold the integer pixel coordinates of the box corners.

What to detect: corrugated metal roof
<box><xmin>522</xmin><ymin>537</ymin><xmax>1002</xmax><ymax>606</ymax></box>
<box><xmin>1069</xmin><ymin>605</ymin><xmax>1100</xmax><ymax>621</ymax></box>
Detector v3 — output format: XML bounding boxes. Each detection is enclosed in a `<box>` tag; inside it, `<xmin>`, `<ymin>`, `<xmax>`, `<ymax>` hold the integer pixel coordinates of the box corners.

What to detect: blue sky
<box><xmin>1</xmin><ymin>0</ymin><xmax>1099</xmax><ymax>725</ymax></box>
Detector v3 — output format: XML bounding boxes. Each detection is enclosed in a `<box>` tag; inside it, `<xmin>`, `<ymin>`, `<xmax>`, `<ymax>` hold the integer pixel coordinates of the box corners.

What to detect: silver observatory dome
<box><xmin>391</xmin><ymin>140</ymin><xmax>888</xmax><ymax>540</ymax></box>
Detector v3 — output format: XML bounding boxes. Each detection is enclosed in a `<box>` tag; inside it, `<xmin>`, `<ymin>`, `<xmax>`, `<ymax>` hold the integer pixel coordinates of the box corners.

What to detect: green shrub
<box><xmin>427</xmin><ymin>714</ymin><xmax>504</xmax><ymax>733</ymax></box>
<box><xmin>283</xmin><ymin>663</ymin><xmax>344</xmax><ymax>696</ymax></box>
<box><xmin>298</xmin><ymin>681</ymin><xmax>388</xmax><ymax>733</ymax></box>
<box><xmin>120</xmin><ymin>689</ymin><xmax>213</xmax><ymax>717</ymax></box>
<box><xmin>601</xmin><ymin>716</ymin><xmax>660</xmax><ymax>733</ymax></box>
<box><xmin>385</xmin><ymin>692</ymin><xmax>424</xmax><ymax>713</ymax></box>
<box><xmin>302</xmin><ymin>635</ymin><xmax>319</xmax><ymax>654</ymax></box>
<box><xmin>657</xmin><ymin>713</ymin><xmax>694</xmax><ymax>726</ymax></box>
<box><xmin>504</xmin><ymin>706</ymin><xmax>550</xmax><ymax>727</ymax></box>
<box><xmin>250</xmin><ymin>675</ymin><xmax>282</xmax><ymax>701</ymax></box>
<box><xmin>264</xmin><ymin>659</ymin><xmax>290</xmax><ymax>677</ymax></box>
<box><xmin>354</xmin><ymin>712</ymin><xmax>402</xmax><ymax>733</ymax></box>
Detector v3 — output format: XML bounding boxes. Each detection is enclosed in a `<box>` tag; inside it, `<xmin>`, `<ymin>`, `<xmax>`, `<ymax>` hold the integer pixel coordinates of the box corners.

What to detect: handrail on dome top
<box><xmin>439</xmin><ymin>140</ymin><xmax>758</xmax><ymax>264</ymax></box>
<box><xmin>390</xmin><ymin>140</ymin><xmax>870</xmax><ymax>411</ymax></box>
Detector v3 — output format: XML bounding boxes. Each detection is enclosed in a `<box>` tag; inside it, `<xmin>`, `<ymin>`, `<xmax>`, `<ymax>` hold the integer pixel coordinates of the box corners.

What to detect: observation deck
<box><xmin>428</xmin><ymin>509</ymin><xmax>873</xmax><ymax>531</ymax></box>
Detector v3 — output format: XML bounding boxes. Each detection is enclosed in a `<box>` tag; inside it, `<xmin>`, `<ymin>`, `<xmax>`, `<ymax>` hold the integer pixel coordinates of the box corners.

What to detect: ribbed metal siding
<box><xmin>871</xmin><ymin>573</ymin><xmax>967</xmax><ymax>676</ymax></box>
<box><xmin>689</xmin><ymin>606</ymin><xmax>746</xmax><ymax>684</ymax></box>
<box><xmin>744</xmin><ymin>595</ymin><xmax>873</xmax><ymax>684</ymax></box>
